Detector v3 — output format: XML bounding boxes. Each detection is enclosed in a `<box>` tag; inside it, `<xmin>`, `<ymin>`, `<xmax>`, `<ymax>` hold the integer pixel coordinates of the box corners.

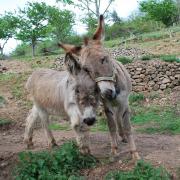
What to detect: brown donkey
<box><xmin>24</xmin><ymin>53</ymin><xmax>99</xmax><ymax>153</ymax></box>
<box><xmin>59</xmin><ymin>15</ymin><xmax>140</xmax><ymax>160</ymax></box>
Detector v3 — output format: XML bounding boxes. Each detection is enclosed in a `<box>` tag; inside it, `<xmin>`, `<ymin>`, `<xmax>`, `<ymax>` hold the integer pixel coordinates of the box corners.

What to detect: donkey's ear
<box><xmin>64</xmin><ymin>53</ymin><xmax>81</xmax><ymax>75</ymax></box>
<box><xmin>93</xmin><ymin>15</ymin><xmax>105</xmax><ymax>41</ymax></box>
<box><xmin>58</xmin><ymin>43</ymin><xmax>82</xmax><ymax>56</ymax></box>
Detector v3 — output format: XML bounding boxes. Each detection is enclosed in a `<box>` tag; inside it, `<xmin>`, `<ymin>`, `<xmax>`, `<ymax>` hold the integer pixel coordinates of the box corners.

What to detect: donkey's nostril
<box><xmin>83</xmin><ymin>117</ymin><xmax>96</xmax><ymax>126</ymax></box>
<box><xmin>105</xmin><ymin>89</ymin><xmax>116</xmax><ymax>100</ymax></box>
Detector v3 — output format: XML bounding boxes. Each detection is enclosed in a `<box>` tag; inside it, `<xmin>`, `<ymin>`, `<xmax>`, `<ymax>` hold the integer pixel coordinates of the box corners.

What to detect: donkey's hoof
<box><xmin>132</xmin><ymin>152</ymin><xmax>141</xmax><ymax>161</ymax></box>
<box><xmin>80</xmin><ymin>146</ymin><xmax>91</xmax><ymax>154</ymax></box>
<box><xmin>27</xmin><ymin>142</ymin><xmax>34</xmax><ymax>149</ymax></box>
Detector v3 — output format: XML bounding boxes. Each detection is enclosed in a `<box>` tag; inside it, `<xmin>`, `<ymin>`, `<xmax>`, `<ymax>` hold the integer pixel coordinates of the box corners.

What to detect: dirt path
<box><xmin>0</xmin><ymin>125</ymin><xmax>180</xmax><ymax>179</ymax></box>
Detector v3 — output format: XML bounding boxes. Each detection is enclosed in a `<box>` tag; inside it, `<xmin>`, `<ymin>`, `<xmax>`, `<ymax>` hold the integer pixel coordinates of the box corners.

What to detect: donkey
<box><xmin>59</xmin><ymin>15</ymin><xmax>140</xmax><ymax>160</ymax></box>
<box><xmin>24</xmin><ymin>53</ymin><xmax>99</xmax><ymax>153</ymax></box>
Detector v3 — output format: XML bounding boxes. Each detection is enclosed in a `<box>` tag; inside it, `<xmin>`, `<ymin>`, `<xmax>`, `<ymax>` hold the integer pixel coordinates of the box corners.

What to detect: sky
<box><xmin>0</xmin><ymin>0</ymin><xmax>141</xmax><ymax>54</ymax></box>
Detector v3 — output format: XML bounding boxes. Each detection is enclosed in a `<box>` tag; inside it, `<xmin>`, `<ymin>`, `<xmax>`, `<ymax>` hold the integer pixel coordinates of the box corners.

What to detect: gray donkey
<box><xmin>59</xmin><ymin>15</ymin><xmax>140</xmax><ymax>160</ymax></box>
<box><xmin>24</xmin><ymin>53</ymin><xmax>99</xmax><ymax>153</ymax></box>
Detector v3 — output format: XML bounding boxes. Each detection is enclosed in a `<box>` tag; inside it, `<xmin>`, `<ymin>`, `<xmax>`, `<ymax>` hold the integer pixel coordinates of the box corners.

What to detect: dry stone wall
<box><xmin>125</xmin><ymin>60</ymin><xmax>180</xmax><ymax>92</ymax></box>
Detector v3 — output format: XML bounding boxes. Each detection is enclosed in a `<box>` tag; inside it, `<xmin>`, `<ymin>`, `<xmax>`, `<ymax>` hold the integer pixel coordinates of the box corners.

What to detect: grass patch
<box><xmin>0</xmin><ymin>118</ymin><xmax>12</xmax><ymax>127</ymax></box>
<box><xmin>0</xmin><ymin>72</ymin><xmax>15</xmax><ymax>82</ymax></box>
<box><xmin>160</xmin><ymin>55</ymin><xmax>180</xmax><ymax>63</ymax></box>
<box><xmin>91</xmin><ymin>117</ymin><xmax>108</xmax><ymax>132</ymax></box>
<box><xmin>0</xmin><ymin>95</ymin><xmax>6</xmax><ymax>107</ymax></box>
<box><xmin>116</xmin><ymin>56</ymin><xmax>133</xmax><ymax>64</ymax></box>
<box><xmin>131</xmin><ymin>105</ymin><xmax>180</xmax><ymax>134</ymax></box>
<box><xmin>141</xmin><ymin>55</ymin><xmax>152</xmax><ymax>61</ymax></box>
<box><xmin>14</xmin><ymin>141</ymin><xmax>97</xmax><ymax>180</ymax></box>
<box><xmin>129</xmin><ymin>92</ymin><xmax>145</xmax><ymax>105</ymax></box>
<box><xmin>49</xmin><ymin>123</ymin><xmax>70</xmax><ymax>131</ymax></box>
<box><xmin>105</xmin><ymin>160</ymin><xmax>170</xmax><ymax>180</ymax></box>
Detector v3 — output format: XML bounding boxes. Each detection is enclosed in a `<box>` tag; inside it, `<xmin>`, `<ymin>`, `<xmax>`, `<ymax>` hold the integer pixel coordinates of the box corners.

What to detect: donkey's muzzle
<box><xmin>104</xmin><ymin>89</ymin><xmax>117</xmax><ymax>100</ymax></box>
<box><xmin>83</xmin><ymin>117</ymin><xmax>96</xmax><ymax>126</ymax></box>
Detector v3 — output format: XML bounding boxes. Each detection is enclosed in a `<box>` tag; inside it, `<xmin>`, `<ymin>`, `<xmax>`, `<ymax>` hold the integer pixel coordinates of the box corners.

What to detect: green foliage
<box><xmin>116</xmin><ymin>56</ymin><xmax>133</xmax><ymax>64</ymax></box>
<box><xmin>0</xmin><ymin>95</ymin><xmax>6</xmax><ymax>107</ymax></box>
<box><xmin>49</xmin><ymin>123</ymin><xmax>70</xmax><ymax>131</ymax></box>
<box><xmin>140</xmin><ymin>0</ymin><xmax>179</xmax><ymax>27</ymax></box>
<box><xmin>131</xmin><ymin>105</ymin><xmax>180</xmax><ymax>134</ymax></box>
<box><xmin>160</xmin><ymin>55</ymin><xmax>180</xmax><ymax>63</ymax></box>
<box><xmin>0</xmin><ymin>12</ymin><xmax>19</xmax><ymax>55</ymax></box>
<box><xmin>105</xmin><ymin>160</ymin><xmax>170</xmax><ymax>180</ymax></box>
<box><xmin>14</xmin><ymin>141</ymin><xmax>97</xmax><ymax>180</ymax></box>
<box><xmin>129</xmin><ymin>93</ymin><xmax>145</xmax><ymax>105</ymax></box>
<box><xmin>141</xmin><ymin>55</ymin><xmax>152</xmax><ymax>61</ymax></box>
<box><xmin>91</xmin><ymin>117</ymin><xmax>108</xmax><ymax>132</ymax></box>
<box><xmin>47</xmin><ymin>7</ymin><xmax>74</xmax><ymax>41</ymax></box>
<box><xmin>0</xmin><ymin>118</ymin><xmax>12</xmax><ymax>127</ymax></box>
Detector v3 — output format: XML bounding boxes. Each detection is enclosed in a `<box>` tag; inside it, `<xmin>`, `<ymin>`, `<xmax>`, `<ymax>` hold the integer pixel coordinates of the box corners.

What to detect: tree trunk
<box><xmin>0</xmin><ymin>48</ymin><xmax>3</xmax><ymax>56</ymax></box>
<box><xmin>32</xmin><ymin>43</ymin><xmax>36</xmax><ymax>57</ymax></box>
<box><xmin>95</xmin><ymin>0</ymin><xmax>100</xmax><ymax>19</ymax></box>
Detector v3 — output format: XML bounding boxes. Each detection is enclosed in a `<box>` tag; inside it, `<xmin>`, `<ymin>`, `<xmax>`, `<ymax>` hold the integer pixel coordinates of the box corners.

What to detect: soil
<box><xmin>0</xmin><ymin>59</ymin><xmax>180</xmax><ymax>180</ymax></box>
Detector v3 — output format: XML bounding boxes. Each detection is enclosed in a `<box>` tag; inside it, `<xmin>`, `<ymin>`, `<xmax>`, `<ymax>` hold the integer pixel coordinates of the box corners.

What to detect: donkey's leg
<box><xmin>72</xmin><ymin>123</ymin><xmax>90</xmax><ymax>154</ymax></box>
<box><xmin>38</xmin><ymin>108</ymin><xmax>57</xmax><ymax>148</ymax></box>
<box><xmin>104</xmin><ymin>105</ymin><xmax>118</xmax><ymax>156</ymax></box>
<box><xmin>115</xmin><ymin>109</ymin><xmax>128</xmax><ymax>143</ymax></box>
<box><xmin>122</xmin><ymin>107</ymin><xmax>140</xmax><ymax>160</ymax></box>
<box><xmin>24</xmin><ymin>105</ymin><xmax>39</xmax><ymax>149</ymax></box>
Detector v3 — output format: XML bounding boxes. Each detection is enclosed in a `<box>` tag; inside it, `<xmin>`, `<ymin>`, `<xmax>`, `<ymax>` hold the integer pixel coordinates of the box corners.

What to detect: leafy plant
<box><xmin>0</xmin><ymin>118</ymin><xmax>12</xmax><ymax>127</ymax></box>
<box><xmin>105</xmin><ymin>160</ymin><xmax>171</xmax><ymax>180</ymax></box>
<box><xmin>129</xmin><ymin>93</ymin><xmax>145</xmax><ymax>105</ymax></box>
<box><xmin>116</xmin><ymin>56</ymin><xmax>133</xmax><ymax>64</ymax></box>
<box><xmin>14</xmin><ymin>141</ymin><xmax>97</xmax><ymax>180</ymax></box>
<box><xmin>141</xmin><ymin>55</ymin><xmax>152</xmax><ymax>61</ymax></box>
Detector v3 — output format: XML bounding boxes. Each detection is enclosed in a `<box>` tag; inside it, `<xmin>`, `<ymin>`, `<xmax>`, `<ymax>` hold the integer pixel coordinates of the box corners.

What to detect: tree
<box><xmin>111</xmin><ymin>10</ymin><xmax>122</xmax><ymax>24</ymax></box>
<box><xmin>57</xmin><ymin>0</ymin><xmax>115</xmax><ymax>19</ymax></box>
<box><xmin>0</xmin><ymin>12</ymin><xmax>18</xmax><ymax>56</ymax></box>
<box><xmin>47</xmin><ymin>7</ymin><xmax>74</xmax><ymax>41</ymax></box>
<box><xmin>139</xmin><ymin>0</ymin><xmax>179</xmax><ymax>27</ymax></box>
<box><xmin>16</xmin><ymin>2</ymin><xmax>51</xmax><ymax>56</ymax></box>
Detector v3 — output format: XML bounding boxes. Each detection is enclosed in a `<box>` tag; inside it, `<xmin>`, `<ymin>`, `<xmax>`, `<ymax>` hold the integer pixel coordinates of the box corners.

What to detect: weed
<box><xmin>14</xmin><ymin>141</ymin><xmax>97</xmax><ymax>180</ymax></box>
<box><xmin>160</xmin><ymin>55</ymin><xmax>180</xmax><ymax>63</ymax></box>
<box><xmin>105</xmin><ymin>160</ymin><xmax>170</xmax><ymax>180</ymax></box>
<box><xmin>116</xmin><ymin>56</ymin><xmax>133</xmax><ymax>64</ymax></box>
<box><xmin>129</xmin><ymin>92</ymin><xmax>145</xmax><ymax>105</ymax></box>
<box><xmin>0</xmin><ymin>118</ymin><xmax>12</xmax><ymax>127</ymax></box>
<box><xmin>91</xmin><ymin>117</ymin><xmax>108</xmax><ymax>132</ymax></box>
<box><xmin>0</xmin><ymin>95</ymin><xmax>6</xmax><ymax>107</ymax></box>
<box><xmin>141</xmin><ymin>55</ymin><xmax>152</xmax><ymax>61</ymax></box>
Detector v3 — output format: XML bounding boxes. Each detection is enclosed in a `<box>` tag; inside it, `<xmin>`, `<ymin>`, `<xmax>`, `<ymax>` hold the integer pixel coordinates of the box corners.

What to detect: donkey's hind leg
<box><xmin>24</xmin><ymin>105</ymin><xmax>39</xmax><ymax>149</ymax></box>
<box><xmin>122</xmin><ymin>107</ymin><xmax>140</xmax><ymax>160</ymax></box>
<box><xmin>38</xmin><ymin>107</ymin><xmax>57</xmax><ymax>148</ymax></box>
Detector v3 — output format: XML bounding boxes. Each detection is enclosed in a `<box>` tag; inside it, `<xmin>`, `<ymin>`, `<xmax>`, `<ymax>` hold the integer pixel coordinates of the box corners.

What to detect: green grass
<box><xmin>0</xmin><ymin>118</ymin><xmax>12</xmax><ymax>127</ymax></box>
<box><xmin>91</xmin><ymin>117</ymin><xmax>108</xmax><ymax>132</ymax></box>
<box><xmin>14</xmin><ymin>141</ymin><xmax>97</xmax><ymax>180</ymax></box>
<box><xmin>116</xmin><ymin>56</ymin><xmax>133</xmax><ymax>64</ymax></box>
<box><xmin>0</xmin><ymin>95</ymin><xmax>6</xmax><ymax>107</ymax></box>
<box><xmin>160</xmin><ymin>55</ymin><xmax>180</xmax><ymax>63</ymax></box>
<box><xmin>141</xmin><ymin>55</ymin><xmax>152</xmax><ymax>61</ymax></box>
<box><xmin>104</xmin><ymin>38</ymin><xmax>121</xmax><ymax>48</ymax></box>
<box><xmin>0</xmin><ymin>72</ymin><xmax>16</xmax><ymax>81</ymax></box>
<box><xmin>131</xmin><ymin>105</ymin><xmax>180</xmax><ymax>134</ymax></box>
<box><xmin>49</xmin><ymin>123</ymin><xmax>70</xmax><ymax>131</ymax></box>
<box><xmin>105</xmin><ymin>160</ymin><xmax>170</xmax><ymax>180</ymax></box>
<box><xmin>129</xmin><ymin>93</ymin><xmax>145</xmax><ymax>105</ymax></box>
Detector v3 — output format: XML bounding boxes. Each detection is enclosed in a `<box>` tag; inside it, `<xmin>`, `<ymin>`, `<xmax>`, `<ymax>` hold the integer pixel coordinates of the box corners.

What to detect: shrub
<box><xmin>105</xmin><ymin>160</ymin><xmax>170</xmax><ymax>180</ymax></box>
<box><xmin>14</xmin><ymin>141</ymin><xmax>97</xmax><ymax>180</ymax></box>
<box><xmin>116</xmin><ymin>56</ymin><xmax>133</xmax><ymax>64</ymax></box>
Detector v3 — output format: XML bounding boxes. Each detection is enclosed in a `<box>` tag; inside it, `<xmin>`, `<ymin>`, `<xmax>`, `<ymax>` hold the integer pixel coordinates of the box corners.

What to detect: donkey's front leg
<box><xmin>72</xmin><ymin>123</ymin><xmax>90</xmax><ymax>154</ymax></box>
<box><xmin>122</xmin><ymin>107</ymin><xmax>140</xmax><ymax>160</ymax></box>
<box><xmin>104</xmin><ymin>105</ymin><xmax>118</xmax><ymax>156</ymax></box>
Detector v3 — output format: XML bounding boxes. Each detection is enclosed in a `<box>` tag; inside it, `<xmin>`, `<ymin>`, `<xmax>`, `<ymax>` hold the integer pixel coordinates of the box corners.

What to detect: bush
<box><xmin>116</xmin><ymin>56</ymin><xmax>133</xmax><ymax>64</ymax></box>
<box><xmin>14</xmin><ymin>141</ymin><xmax>97</xmax><ymax>180</ymax></box>
<box><xmin>160</xmin><ymin>55</ymin><xmax>180</xmax><ymax>63</ymax></box>
<box><xmin>105</xmin><ymin>160</ymin><xmax>170</xmax><ymax>180</ymax></box>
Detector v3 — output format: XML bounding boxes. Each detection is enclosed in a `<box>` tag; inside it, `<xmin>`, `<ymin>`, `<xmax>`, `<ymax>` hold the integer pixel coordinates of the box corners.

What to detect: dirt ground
<box><xmin>0</xmin><ymin>59</ymin><xmax>180</xmax><ymax>180</ymax></box>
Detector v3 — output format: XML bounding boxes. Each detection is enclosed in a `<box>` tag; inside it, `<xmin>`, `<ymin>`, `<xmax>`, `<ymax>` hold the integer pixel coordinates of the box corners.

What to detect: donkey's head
<box><xmin>59</xmin><ymin>15</ymin><xmax>116</xmax><ymax>100</ymax></box>
<box><xmin>65</xmin><ymin>53</ymin><xmax>99</xmax><ymax>126</ymax></box>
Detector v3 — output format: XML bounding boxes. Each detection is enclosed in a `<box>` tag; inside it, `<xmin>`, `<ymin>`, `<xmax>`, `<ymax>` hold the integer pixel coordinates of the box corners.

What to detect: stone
<box><xmin>153</xmin><ymin>84</ymin><xmax>159</xmax><ymax>91</ymax></box>
<box><xmin>160</xmin><ymin>84</ymin><xmax>166</xmax><ymax>90</ymax></box>
<box><xmin>162</xmin><ymin>78</ymin><xmax>170</xmax><ymax>84</ymax></box>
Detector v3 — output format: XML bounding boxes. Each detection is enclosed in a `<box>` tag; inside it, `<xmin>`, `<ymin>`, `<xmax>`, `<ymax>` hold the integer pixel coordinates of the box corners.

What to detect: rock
<box><xmin>162</xmin><ymin>78</ymin><xmax>170</xmax><ymax>84</ymax></box>
<box><xmin>153</xmin><ymin>84</ymin><xmax>159</xmax><ymax>91</ymax></box>
<box><xmin>160</xmin><ymin>84</ymin><xmax>166</xmax><ymax>90</ymax></box>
